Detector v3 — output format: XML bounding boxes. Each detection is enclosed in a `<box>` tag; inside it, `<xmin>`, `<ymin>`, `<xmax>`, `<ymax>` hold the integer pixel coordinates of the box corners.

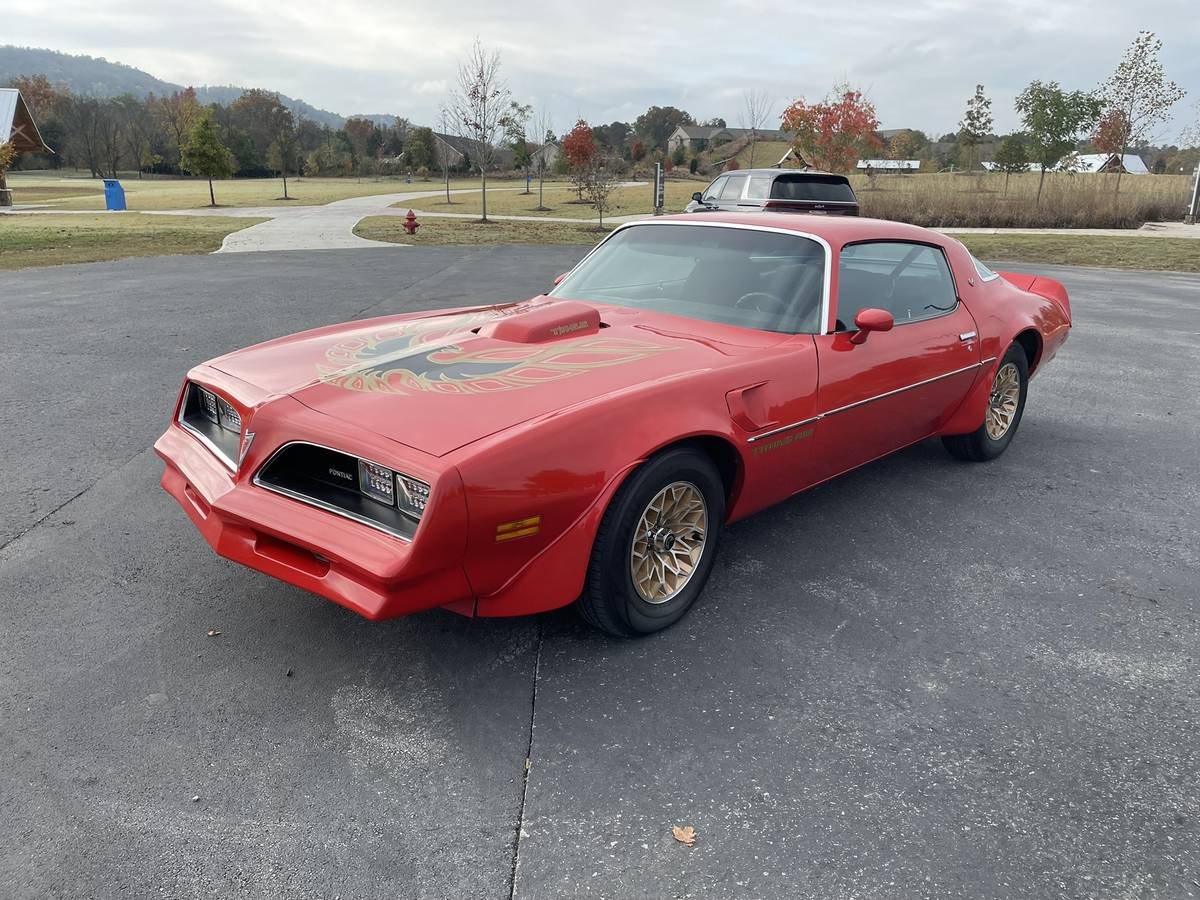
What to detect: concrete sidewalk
<box><xmin>6</xmin><ymin>189</ymin><xmax>1197</xmax><ymax>250</ymax></box>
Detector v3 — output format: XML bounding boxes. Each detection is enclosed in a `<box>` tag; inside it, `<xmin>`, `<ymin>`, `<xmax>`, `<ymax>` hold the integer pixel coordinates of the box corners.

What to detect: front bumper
<box><xmin>153</xmin><ymin>404</ymin><xmax>474</xmax><ymax>620</ymax></box>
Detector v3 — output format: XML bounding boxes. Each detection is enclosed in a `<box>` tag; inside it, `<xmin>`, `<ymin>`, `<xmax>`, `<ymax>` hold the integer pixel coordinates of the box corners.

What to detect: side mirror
<box><xmin>691</xmin><ymin>191</ymin><xmax>704</xmax><ymax>202</ymax></box>
<box><xmin>849</xmin><ymin>308</ymin><xmax>894</xmax><ymax>345</ymax></box>
<box><xmin>552</xmin><ymin>272</ymin><xmax>569</xmax><ymax>286</ymax></box>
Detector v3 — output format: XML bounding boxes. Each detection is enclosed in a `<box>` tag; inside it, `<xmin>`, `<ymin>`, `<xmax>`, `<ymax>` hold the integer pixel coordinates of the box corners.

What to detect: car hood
<box><xmin>209</xmin><ymin>297</ymin><xmax>784</xmax><ymax>456</ymax></box>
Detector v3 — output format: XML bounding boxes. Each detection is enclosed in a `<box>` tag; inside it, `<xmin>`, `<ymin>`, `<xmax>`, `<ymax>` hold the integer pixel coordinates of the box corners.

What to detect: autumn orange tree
<box><xmin>562</xmin><ymin>118</ymin><xmax>597</xmax><ymax>200</ymax></box>
<box><xmin>1091</xmin><ymin>109</ymin><xmax>1128</xmax><ymax>158</ymax></box>
<box><xmin>781</xmin><ymin>86</ymin><xmax>881</xmax><ymax>173</ymax></box>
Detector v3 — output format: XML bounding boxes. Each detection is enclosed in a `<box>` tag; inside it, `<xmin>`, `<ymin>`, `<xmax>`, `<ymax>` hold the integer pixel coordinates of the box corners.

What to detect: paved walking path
<box><xmin>5</xmin><ymin>187</ymin><xmax>1198</xmax><ymax>251</ymax></box>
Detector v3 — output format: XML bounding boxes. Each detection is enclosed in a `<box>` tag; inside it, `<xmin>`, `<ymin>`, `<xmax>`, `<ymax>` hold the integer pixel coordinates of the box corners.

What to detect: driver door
<box><xmin>809</xmin><ymin>240</ymin><xmax>982</xmax><ymax>479</ymax></box>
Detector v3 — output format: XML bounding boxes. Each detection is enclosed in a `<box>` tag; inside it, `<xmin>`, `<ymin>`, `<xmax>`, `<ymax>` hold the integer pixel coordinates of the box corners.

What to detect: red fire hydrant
<box><xmin>402</xmin><ymin>209</ymin><xmax>420</xmax><ymax>235</ymax></box>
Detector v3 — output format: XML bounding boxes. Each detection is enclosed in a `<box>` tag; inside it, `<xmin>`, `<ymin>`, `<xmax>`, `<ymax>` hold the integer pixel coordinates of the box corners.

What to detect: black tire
<box><xmin>576</xmin><ymin>447</ymin><xmax>725</xmax><ymax>637</ymax></box>
<box><xmin>942</xmin><ymin>343</ymin><xmax>1030</xmax><ymax>462</ymax></box>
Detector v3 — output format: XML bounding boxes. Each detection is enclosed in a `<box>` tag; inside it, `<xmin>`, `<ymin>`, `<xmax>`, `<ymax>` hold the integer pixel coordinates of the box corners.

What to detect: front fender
<box><xmin>455</xmin><ymin>372</ymin><xmax>748</xmax><ymax>616</ymax></box>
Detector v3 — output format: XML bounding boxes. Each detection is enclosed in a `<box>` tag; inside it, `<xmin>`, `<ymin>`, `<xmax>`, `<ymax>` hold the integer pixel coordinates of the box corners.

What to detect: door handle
<box><xmin>959</xmin><ymin>331</ymin><xmax>977</xmax><ymax>342</ymax></box>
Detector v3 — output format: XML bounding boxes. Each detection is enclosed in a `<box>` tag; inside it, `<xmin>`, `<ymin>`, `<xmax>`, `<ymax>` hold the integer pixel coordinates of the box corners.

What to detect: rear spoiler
<box><xmin>998</xmin><ymin>271</ymin><xmax>1071</xmax><ymax>323</ymax></box>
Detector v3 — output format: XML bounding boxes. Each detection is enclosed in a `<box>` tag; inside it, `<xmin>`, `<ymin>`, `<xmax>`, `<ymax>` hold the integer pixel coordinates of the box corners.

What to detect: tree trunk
<box><xmin>282</xmin><ymin>171</ymin><xmax>289</xmax><ymax>200</ymax></box>
<box><xmin>1114</xmin><ymin>143</ymin><xmax>1126</xmax><ymax>196</ymax></box>
<box><xmin>1035</xmin><ymin>166</ymin><xmax>1046</xmax><ymax>207</ymax></box>
<box><xmin>444</xmin><ymin>168</ymin><xmax>450</xmax><ymax>204</ymax></box>
<box><xmin>208</xmin><ymin>177</ymin><xmax>216</xmax><ymax>207</ymax></box>
<box><xmin>481</xmin><ymin>167</ymin><xmax>488</xmax><ymax>222</ymax></box>
<box><xmin>1003</xmin><ymin>171</ymin><xmax>1010</xmax><ymax>196</ymax></box>
<box><xmin>538</xmin><ymin>171</ymin><xmax>545</xmax><ymax>210</ymax></box>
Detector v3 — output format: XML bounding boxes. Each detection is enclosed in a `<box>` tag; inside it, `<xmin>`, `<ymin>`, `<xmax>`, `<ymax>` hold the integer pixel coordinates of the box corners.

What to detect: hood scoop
<box><xmin>481</xmin><ymin>299</ymin><xmax>602</xmax><ymax>344</ymax></box>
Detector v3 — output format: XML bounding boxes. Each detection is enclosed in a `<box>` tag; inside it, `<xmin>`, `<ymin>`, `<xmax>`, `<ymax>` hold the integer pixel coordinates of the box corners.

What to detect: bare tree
<box><xmin>583</xmin><ymin>156</ymin><xmax>618</xmax><ymax>229</ymax></box>
<box><xmin>267</xmin><ymin>110</ymin><xmax>300</xmax><ymax>200</ymax></box>
<box><xmin>447</xmin><ymin>38</ymin><xmax>511</xmax><ymax>223</ymax></box>
<box><xmin>1098</xmin><ymin>31</ymin><xmax>1187</xmax><ymax>194</ymax></box>
<box><xmin>532</xmin><ymin>107</ymin><xmax>554</xmax><ymax>211</ymax></box>
<box><xmin>1178</xmin><ymin>99</ymin><xmax>1200</xmax><ymax>149</ymax></box>
<box><xmin>437</xmin><ymin>108</ymin><xmax>455</xmax><ymax>204</ymax></box>
<box><xmin>740</xmin><ymin>89</ymin><xmax>772</xmax><ymax>168</ymax></box>
<box><xmin>60</xmin><ymin>96</ymin><xmax>103</xmax><ymax>177</ymax></box>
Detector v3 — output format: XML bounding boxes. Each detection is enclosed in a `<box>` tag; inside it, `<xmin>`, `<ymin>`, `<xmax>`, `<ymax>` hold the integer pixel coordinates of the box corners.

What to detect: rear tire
<box><xmin>942</xmin><ymin>343</ymin><xmax>1029</xmax><ymax>462</ymax></box>
<box><xmin>576</xmin><ymin>447</ymin><xmax>724</xmax><ymax>637</ymax></box>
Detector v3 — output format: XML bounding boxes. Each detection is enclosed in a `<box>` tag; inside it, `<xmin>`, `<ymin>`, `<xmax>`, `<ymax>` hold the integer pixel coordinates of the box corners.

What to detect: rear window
<box><xmin>770</xmin><ymin>175</ymin><xmax>856</xmax><ymax>203</ymax></box>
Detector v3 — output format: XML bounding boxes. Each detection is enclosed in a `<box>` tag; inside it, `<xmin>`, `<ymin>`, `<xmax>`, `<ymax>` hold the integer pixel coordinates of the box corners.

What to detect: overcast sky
<box><xmin>8</xmin><ymin>0</ymin><xmax>1199</xmax><ymax>140</ymax></box>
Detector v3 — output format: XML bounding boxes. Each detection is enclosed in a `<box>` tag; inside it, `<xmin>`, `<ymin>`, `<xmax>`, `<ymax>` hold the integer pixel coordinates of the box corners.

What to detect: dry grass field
<box><xmin>850</xmin><ymin>170</ymin><xmax>1191</xmax><ymax>228</ymax></box>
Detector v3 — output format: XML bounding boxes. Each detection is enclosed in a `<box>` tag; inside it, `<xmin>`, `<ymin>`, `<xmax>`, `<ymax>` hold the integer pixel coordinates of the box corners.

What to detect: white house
<box><xmin>529</xmin><ymin>140</ymin><xmax>560</xmax><ymax>171</ymax></box>
<box><xmin>668</xmin><ymin>125</ymin><xmax>791</xmax><ymax>154</ymax></box>
<box><xmin>1063</xmin><ymin>153</ymin><xmax>1150</xmax><ymax>175</ymax></box>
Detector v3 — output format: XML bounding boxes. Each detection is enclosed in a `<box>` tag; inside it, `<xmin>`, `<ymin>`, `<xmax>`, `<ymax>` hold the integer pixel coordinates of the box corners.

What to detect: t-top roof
<box><xmin>0</xmin><ymin>89</ymin><xmax>52</xmax><ymax>154</ymax></box>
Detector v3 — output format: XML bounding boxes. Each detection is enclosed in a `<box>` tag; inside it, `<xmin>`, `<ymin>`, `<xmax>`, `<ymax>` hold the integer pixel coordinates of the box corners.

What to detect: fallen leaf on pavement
<box><xmin>206</xmin><ymin>629</ymin><xmax>221</xmax><ymax>637</ymax></box>
<box><xmin>671</xmin><ymin>825</ymin><xmax>696</xmax><ymax>846</ymax></box>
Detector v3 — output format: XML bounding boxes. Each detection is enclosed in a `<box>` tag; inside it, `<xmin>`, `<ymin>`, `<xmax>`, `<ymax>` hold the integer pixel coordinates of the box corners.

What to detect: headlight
<box><xmin>358</xmin><ymin>459</ymin><xmax>395</xmax><ymax>506</ymax></box>
<box><xmin>215</xmin><ymin>396</ymin><xmax>242</xmax><ymax>433</ymax></box>
<box><xmin>396</xmin><ymin>473</ymin><xmax>431</xmax><ymax>519</ymax></box>
<box><xmin>197</xmin><ymin>387</ymin><xmax>220</xmax><ymax>425</ymax></box>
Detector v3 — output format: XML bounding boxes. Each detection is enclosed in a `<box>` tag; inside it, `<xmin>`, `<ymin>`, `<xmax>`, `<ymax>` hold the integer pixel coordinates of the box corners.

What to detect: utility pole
<box><xmin>1187</xmin><ymin>162</ymin><xmax>1200</xmax><ymax>224</ymax></box>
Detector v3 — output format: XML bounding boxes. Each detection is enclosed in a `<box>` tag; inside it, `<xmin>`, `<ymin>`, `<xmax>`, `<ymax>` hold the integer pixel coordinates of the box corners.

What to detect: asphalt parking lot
<box><xmin>2</xmin><ymin>247</ymin><xmax>1198</xmax><ymax>899</ymax></box>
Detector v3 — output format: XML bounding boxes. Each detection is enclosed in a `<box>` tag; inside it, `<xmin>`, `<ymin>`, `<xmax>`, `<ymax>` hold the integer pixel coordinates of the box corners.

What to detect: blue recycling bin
<box><xmin>102</xmin><ymin>179</ymin><xmax>126</xmax><ymax>211</ymax></box>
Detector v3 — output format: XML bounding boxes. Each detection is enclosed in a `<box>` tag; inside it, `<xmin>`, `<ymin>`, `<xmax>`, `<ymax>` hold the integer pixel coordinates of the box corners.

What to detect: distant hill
<box><xmin>0</xmin><ymin>45</ymin><xmax>347</xmax><ymax>128</ymax></box>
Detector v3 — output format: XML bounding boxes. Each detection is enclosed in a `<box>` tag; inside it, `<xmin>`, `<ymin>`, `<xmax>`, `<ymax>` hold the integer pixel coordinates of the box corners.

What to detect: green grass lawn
<box><xmin>956</xmin><ymin>234</ymin><xmax>1200</xmax><ymax>274</ymax></box>
<box><xmin>355</xmin><ymin>216</ymin><xmax>614</xmax><ymax>246</ymax></box>
<box><xmin>4</xmin><ymin>173</ymin><xmax>491</xmax><ymax>211</ymax></box>
<box><xmin>357</xmin><ymin>215</ymin><xmax>1200</xmax><ymax>273</ymax></box>
<box><xmin>8</xmin><ymin>184</ymin><xmax>104</xmax><ymax>203</ymax></box>
<box><xmin>730</xmin><ymin>140</ymin><xmax>792</xmax><ymax>169</ymax></box>
<box><xmin>396</xmin><ymin>180</ymin><xmax>697</xmax><ymax>219</ymax></box>
<box><xmin>0</xmin><ymin>213</ymin><xmax>269</xmax><ymax>270</ymax></box>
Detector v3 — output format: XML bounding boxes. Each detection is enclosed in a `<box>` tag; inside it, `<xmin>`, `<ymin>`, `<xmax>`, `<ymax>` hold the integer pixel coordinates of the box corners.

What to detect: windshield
<box><xmin>548</xmin><ymin>224</ymin><xmax>826</xmax><ymax>334</ymax></box>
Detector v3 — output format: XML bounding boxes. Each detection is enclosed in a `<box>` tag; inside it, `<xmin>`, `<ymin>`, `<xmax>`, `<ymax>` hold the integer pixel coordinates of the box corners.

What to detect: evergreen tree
<box><xmin>180</xmin><ymin>111</ymin><xmax>237</xmax><ymax>206</ymax></box>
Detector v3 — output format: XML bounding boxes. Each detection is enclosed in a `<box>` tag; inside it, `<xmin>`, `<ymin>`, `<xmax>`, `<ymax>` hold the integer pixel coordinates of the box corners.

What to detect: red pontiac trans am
<box><xmin>155</xmin><ymin>214</ymin><xmax>1070</xmax><ymax>636</ymax></box>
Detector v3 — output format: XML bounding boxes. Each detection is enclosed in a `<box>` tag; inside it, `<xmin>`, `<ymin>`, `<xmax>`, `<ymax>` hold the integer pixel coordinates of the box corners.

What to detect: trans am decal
<box><xmin>318</xmin><ymin>313</ymin><xmax>673</xmax><ymax>396</ymax></box>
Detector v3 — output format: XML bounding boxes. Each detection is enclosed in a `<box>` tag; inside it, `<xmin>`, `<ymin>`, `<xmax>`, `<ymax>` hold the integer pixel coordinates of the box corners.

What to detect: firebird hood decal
<box><xmin>317</xmin><ymin>318</ymin><xmax>673</xmax><ymax>396</ymax></box>
<box><xmin>209</xmin><ymin>300</ymin><xmax>778</xmax><ymax>456</ymax></box>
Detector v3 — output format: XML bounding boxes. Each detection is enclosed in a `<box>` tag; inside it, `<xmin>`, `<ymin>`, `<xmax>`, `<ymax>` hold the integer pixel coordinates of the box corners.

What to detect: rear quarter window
<box><xmin>971</xmin><ymin>255</ymin><xmax>1000</xmax><ymax>281</ymax></box>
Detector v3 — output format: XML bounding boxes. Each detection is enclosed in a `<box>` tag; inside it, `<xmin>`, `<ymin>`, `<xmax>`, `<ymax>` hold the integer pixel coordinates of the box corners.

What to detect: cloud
<box><xmin>6</xmin><ymin>0</ymin><xmax>1198</xmax><ymax>136</ymax></box>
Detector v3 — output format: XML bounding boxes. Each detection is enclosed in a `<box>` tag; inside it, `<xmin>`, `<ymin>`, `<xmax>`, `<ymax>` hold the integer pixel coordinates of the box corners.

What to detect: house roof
<box><xmin>981</xmin><ymin>161</ymin><xmax>1033</xmax><ymax>172</ymax></box>
<box><xmin>856</xmin><ymin>159</ymin><xmax>920</xmax><ymax>170</ymax></box>
<box><xmin>431</xmin><ymin>131</ymin><xmax>515</xmax><ymax>168</ymax></box>
<box><xmin>1069</xmin><ymin>153</ymin><xmax>1149</xmax><ymax>174</ymax></box>
<box><xmin>0</xmin><ymin>89</ymin><xmax>52</xmax><ymax>154</ymax></box>
<box><xmin>674</xmin><ymin>125</ymin><xmax>791</xmax><ymax>142</ymax></box>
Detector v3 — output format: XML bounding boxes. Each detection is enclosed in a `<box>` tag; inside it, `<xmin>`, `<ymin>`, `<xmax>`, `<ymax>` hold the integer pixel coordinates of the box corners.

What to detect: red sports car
<box><xmin>155</xmin><ymin>214</ymin><xmax>1070</xmax><ymax>636</ymax></box>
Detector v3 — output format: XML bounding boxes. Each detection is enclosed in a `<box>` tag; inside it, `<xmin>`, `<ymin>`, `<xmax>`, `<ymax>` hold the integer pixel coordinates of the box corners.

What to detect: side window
<box><xmin>702</xmin><ymin>176</ymin><xmax>728</xmax><ymax>202</ymax></box>
<box><xmin>837</xmin><ymin>241</ymin><xmax>958</xmax><ymax>329</ymax></box>
<box><xmin>745</xmin><ymin>175</ymin><xmax>772</xmax><ymax>200</ymax></box>
<box><xmin>720</xmin><ymin>175</ymin><xmax>747</xmax><ymax>201</ymax></box>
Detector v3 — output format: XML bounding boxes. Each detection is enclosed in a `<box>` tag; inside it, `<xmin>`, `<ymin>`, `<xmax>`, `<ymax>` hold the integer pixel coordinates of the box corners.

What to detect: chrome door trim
<box><xmin>745</xmin><ymin>357</ymin><xmax>997</xmax><ymax>443</ymax></box>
